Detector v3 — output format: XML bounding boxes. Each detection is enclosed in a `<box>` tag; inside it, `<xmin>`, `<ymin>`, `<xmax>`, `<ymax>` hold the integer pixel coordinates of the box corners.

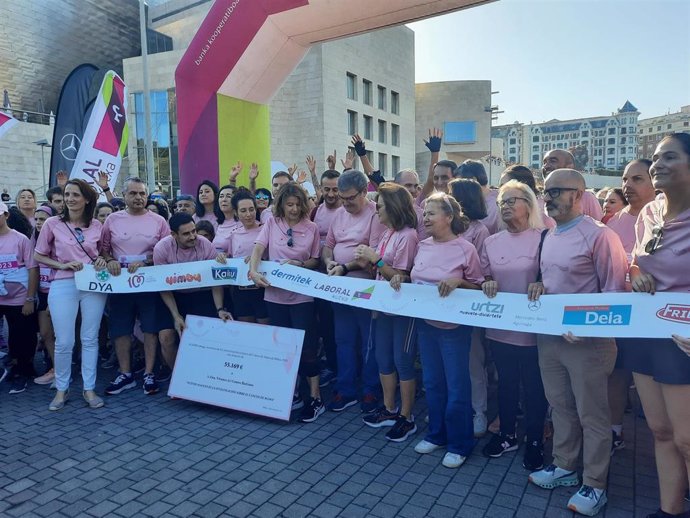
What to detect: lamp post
<box><xmin>484</xmin><ymin>95</ymin><xmax>503</xmax><ymax>186</ymax></box>
<box><xmin>140</xmin><ymin>0</ymin><xmax>155</xmax><ymax>191</ymax></box>
<box><xmin>33</xmin><ymin>139</ymin><xmax>51</xmax><ymax>198</ymax></box>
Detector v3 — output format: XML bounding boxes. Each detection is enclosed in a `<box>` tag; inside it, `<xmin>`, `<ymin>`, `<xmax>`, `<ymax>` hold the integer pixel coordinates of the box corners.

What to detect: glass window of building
<box><xmin>347</xmin><ymin>110</ymin><xmax>358</xmax><ymax>135</ymax></box>
<box><xmin>363</xmin><ymin>115</ymin><xmax>373</xmax><ymax>140</ymax></box>
<box><xmin>391</xmin><ymin>124</ymin><xmax>400</xmax><ymax>146</ymax></box>
<box><xmin>363</xmin><ymin>80</ymin><xmax>372</xmax><ymax>106</ymax></box>
<box><xmin>346</xmin><ymin>73</ymin><xmax>357</xmax><ymax>100</ymax></box>
<box><xmin>391</xmin><ymin>91</ymin><xmax>399</xmax><ymax>115</ymax></box>
<box><xmin>392</xmin><ymin>156</ymin><xmax>400</xmax><ymax>174</ymax></box>
<box><xmin>378</xmin><ymin>119</ymin><xmax>386</xmax><ymax>144</ymax></box>
<box><xmin>377</xmin><ymin>86</ymin><xmax>386</xmax><ymax>110</ymax></box>
<box><xmin>378</xmin><ymin>153</ymin><xmax>387</xmax><ymax>174</ymax></box>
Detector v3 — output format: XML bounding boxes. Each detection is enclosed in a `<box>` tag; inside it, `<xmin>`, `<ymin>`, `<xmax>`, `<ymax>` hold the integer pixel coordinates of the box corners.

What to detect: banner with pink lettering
<box><xmin>0</xmin><ymin>112</ymin><xmax>18</xmax><ymax>139</ymax></box>
<box><xmin>69</xmin><ymin>70</ymin><xmax>128</xmax><ymax>200</ymax></box>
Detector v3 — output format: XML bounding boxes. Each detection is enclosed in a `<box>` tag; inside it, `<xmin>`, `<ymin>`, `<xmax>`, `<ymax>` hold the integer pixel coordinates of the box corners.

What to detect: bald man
<box><xmin>527</xmin><ymin>169</ymin><xmax>628</xmax><ymax>516</ymax></box>
<box><xmin>542</xmin><ymin>150</ymin><xmax>603</xmax><ymax>220</ymax></box>
<box><xmin>394</xmin><ymin>169</ymin><xmax>426</xmax><ymax>239</ymax></box>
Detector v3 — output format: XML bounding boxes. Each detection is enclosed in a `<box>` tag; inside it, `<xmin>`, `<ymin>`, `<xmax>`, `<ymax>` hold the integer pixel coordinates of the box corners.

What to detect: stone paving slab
<box><xmin>0</xmin><ymin>365</ymin><xmax>666</xmax><ymax>517</ymax></box>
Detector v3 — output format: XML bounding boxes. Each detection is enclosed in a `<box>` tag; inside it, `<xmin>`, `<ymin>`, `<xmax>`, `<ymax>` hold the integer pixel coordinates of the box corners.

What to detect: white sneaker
<box><xmin>473</xmin><ymin>413</ymin><xmax>487</xmax><ymax>438</ymax></box>
<box><xmin>442</xmin><ymin>452</ymin><xmax>467</xmax><ymax>468</ymax></box>
<box><xmin>414</xmin><ymin>439</ymin><xmax>444</xmax><ymax>454</ymax></box>
<box><xmin>528</xmin><ymin>463</ymin><xmax>579</xmax><ymax>489</ymax></box>
<box><xmin>567</xmin><ymin>485</ymin><xmax>607</xmax><ymax>516</ymax></box>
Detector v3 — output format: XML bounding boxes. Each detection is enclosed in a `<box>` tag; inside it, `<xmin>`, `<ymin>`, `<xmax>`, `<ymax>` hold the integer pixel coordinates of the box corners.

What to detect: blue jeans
<box><xmin>418</xmin><ymin>320</ymin><xmax>474</xmax><ymax>456</ymax></box>
<box><xmin>333</xmin><ymin>303</ymin><xmax>379</xmax><ymax>398</ymax></box>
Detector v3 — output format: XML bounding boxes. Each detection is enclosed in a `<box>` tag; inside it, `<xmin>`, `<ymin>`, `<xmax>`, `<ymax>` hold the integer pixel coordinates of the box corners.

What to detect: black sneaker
<box><xmin>362</xmin><ymin>406</ymin><xmax>399</xmax><ymax>428</ymax></box>
<box><xmin>143</xmin><ymin>373</ymin><xmax>159</xmax><ymax>395</ymax></box>
<box><xmin>292</xmin><ymin>393</ymin><xmax>304</xmax><ymax>411</ymax></box>
<box><xmin>611</xmin><ymin>430</ymin><xmax>625</xmax><ymax>455</ymax></box>
<box><xmin>105</xmin><ymin>373</ymin><xmax>136</xmax><ymax>395</ymax></box>
<box><xmin>482</xmin><ymin>433</ymin><xmax>518</xmax><ymax>458</ymax></box>
<box><xmin>523</xmin><ymin>440</ymin><xmax>544</xmax><ymax>471</ymax></box>
<box><xmin>155</xmin><ymin>364</ymin><xmax>172</xmax><ymax>383</ymax></box>
<box><xmin>361</xmin><ymin>393</ymin><xmax>379</xmax><ymax>414</ymax></box>
<box><xmin>386</xmin><ymin>416</ymin><xmax>417</xmax><ymax>442</ymax></box>
<box><xmin>327</xmin><ymin>394</ymin><xmax>357</xmax><ymax>412</ymax></box>
<box><xmin>299</xmin><ymin>397</ymin><xmax>325</xmax><ymax>423</ymax></box>
<box><xmin>9</xmin><ymin>375</ymin><xmax>27</xmax><ymax>394</ymax></box>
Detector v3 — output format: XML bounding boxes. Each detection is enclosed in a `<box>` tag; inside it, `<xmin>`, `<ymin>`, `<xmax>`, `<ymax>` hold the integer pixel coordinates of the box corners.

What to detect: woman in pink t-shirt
<box><xmin>601</xmin><ymin>188</ymin><xmax>627</xmax><ymax>225</ymax></box>
<box><xmin>224</xmin><ymin>190</ymin><xmax>268</xmax><ymax>325</ymax></box>
<box><xmin>478</xmin><ymin>180</ymin><xmax>548</xmax><ymax>470</ymax></box>
<box><xmin>16</xmin><ymin>188</ymin><xmax>37</xmax><ymax>228</ymax></box>
<box><xmin>500</xmin><ymin>164</ymin><xmax>556</xmax><ymax>230</ymax></box>
<box><xmin>628</xmin><ymin>133</ymin><xmax>690</xmax><ymax>518</ymax></box>
<box><xmin>35</xmin><ymin>179</ymin><xmax>109</xmax><ymax>411</ymax></box>
<box><xmin>213</xmin><ymin>184</ymin><xmax>242</xmax><ymax>252</ymax></box>
<box><xmin>32</xmin><ymin>205</ymin><xmax>58</xmax><ymax>387</ymax></box>
<box><xmin>392</xmin><ymin>193</ymin><xmax>484</xmax><ymax>469</ymax></box>
<box><xmin>249</xmin><ymin>183</ymin><xmax>324</xmax><ymax>424</ymax></box>
<box><xmin>353</xmin><ymin>184</ymin><xmax>419</xmax><ymax>442</ymax></box>
<box><xmin>194</xmin><ymin>180</ymin><xmax>221</xmax><ymax>230</ymax></box>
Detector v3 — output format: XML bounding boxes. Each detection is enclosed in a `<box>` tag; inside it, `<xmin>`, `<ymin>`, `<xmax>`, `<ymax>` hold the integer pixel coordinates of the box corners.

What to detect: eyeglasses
<box><xmin>74</xmin><ymin>227</ymin><xmax>85</xmax><ymax>244</ymax></box>
<box><xmin>255</xmin><ymin>194</ymin><xmax>269</xmax><ymax>200</ymax></box>
<box><xmin>497</xmin><ymin>197</ymin><xmax>529</xmax><ymax>207</ymax></box>
<box><xmin>286</xmin><ymin>228</ymin><xmax>293</xmax><ymax>247</ymax></box>
<box><xmin>543</xmin><ymin>187</ymin><xmax>578</xmax><ymax>199</ymax></box>
<box><xmin>338</xmin><ymin>191</ymin><xmax>363</xmax><ymax>203</ymax></box>
<box><xmin>644</xmin><ymin>225</ymin><xmax>664</xmax><ymax>255</ymax></box>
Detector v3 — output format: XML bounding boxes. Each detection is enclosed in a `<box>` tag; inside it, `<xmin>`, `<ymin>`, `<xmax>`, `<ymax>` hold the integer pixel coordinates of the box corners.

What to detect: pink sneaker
<box><xmin>34</xmin><ymin>369</ymin><xmax>55</xmax><ymax>385</ymax></box>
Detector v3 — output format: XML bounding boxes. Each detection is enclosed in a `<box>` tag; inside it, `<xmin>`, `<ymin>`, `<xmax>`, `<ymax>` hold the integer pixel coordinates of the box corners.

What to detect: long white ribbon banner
<box><xmin>75</xmin><ymin>260</ymin><xmax>690</xmax><ymax>338</ymax></box>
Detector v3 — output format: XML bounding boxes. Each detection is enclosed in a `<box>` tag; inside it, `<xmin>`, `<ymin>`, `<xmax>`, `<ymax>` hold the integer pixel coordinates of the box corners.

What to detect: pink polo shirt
<box><xmin>228</xmin><ymin>224</ymin><xmax>263</xmax><ymax>259</ymax></box>
<box><xmin>153</xmin><ymin>235</ymin><xmax>217</xmax><ymax>265</ymax></box>
<box><xmin>325</xmin><ymin>200</ymin><xmax>386</xmax><ymax>279</ymax></box>
<box><xmin>606</xmin><ymin>208</ymin><xmax>641</xmax><ymax>261</ymax></box>
<box><xmin>0</xmin><ymin>229</ymin><xmax>37</xmax><ymax>305</ymax></box>
<box><xmin>540</xmin><ymin>216</ymin><xmax>628</xmax><ymax>294</ymax></box>
<box><xmin>414</xmin><ymin>204</ymin><xmax>427</xmax><ymax>240</ymax></box>
<box><xmin>313</xmin><ymin>203</ymin><xmax>339</xmax><ymax>247</ymax></box>
<box><xmin>633</xmin><ymin>200</ymin><xmax>690</xmax><ymax>292</ymax></box>
<box><xmin>213</xmin><ymin>218</ymin><xmax>242</xmax><ymax>252</ymax></box>
<box><xmin>35</xmin><ymin>217</ymin><xmax>102</xmax><ymax>280</ymax></box>
<box><xmin>411</xmin><ymin>236</ymin><xmax>485</xmax><ymax>329</ymax></box>
<box><xmin>462</xmin><ymin>220</ymin><xmax>490</xmax><ymax>254</ymax></box>
<box><xmin>255</xmin><ymin>217</ymin><xmax>320</xmax><ymax>305</ymax></box>
<box><xmin>100</xmin><ymin>210</ymin><xmax>169</xmax><ymax>265</ymax></box>
<box><xmin>481</xmin><ymin>189</ymin><xmax>499</xmax><ymax>235</ymax></box>
<box><xmin>375</xmin><ymin>227</ymin><xmax>418</xmax><ymax>281</ymax></box>
<box><xmin>260</xmin><ymin>207</ymin><xmax>274</xmax><ymax>224</ymax></box>
<box><xmin>480</xmin><ymin>228</ymin><xmax>542</xmax><ymax>346</ymax></box>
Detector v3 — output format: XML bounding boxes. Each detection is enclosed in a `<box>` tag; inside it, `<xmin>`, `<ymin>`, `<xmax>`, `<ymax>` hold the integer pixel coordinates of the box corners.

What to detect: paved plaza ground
<box><xmin>0</xmin><ymin>365</ymin><xmax>665</xmax><ymax>518</ymax></box>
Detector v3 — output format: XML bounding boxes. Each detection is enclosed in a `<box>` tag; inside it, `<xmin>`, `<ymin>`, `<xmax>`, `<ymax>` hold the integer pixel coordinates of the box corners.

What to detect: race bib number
<box><xmin>0</xmin><ymin>254</ymin><xmax>19</xmax><ymax>273</ymax></box>
<box><xmin>39</xmin><ymin>267</ymin><xmax>52</xmax><ymax>290</ymax></box>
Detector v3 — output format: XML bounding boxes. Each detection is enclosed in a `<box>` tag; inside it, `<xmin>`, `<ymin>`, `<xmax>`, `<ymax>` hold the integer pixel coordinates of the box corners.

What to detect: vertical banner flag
<box><xmin>69</xmin><ymin>70</ymin><xmax>128</xmax><ymax>200</ymax></box>
<box><xmin>0</xmin><ymin>112</ymin><xmax>18</xmax><ymax>139</ymax></box>
<box><xmin>49</xmin><ymin>64</ymin><xmax>100</xmax><ymax>188</ymax></box>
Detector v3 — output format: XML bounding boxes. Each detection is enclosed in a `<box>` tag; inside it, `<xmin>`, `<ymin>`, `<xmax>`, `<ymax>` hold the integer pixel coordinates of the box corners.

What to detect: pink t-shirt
<box><xmin>153</xmin><ymin>235</ymin><xmax>217</xmax><ymax>265</ymax></box>
<box><xmin>606</xmin><ymin>208</ymin><xmax>641</xmax><ymax>261</ymax></box>
<box><xmin>260</xmin><ymin>207</ymin><xmax>274</xmax><ymax>224</ymax></box>
<box><xmin>582</xmin><ymin>191</ymin><xmax>604</xmax><ymax>220</ymax></box>
<box><xmin>414</xmin><ymin>204</ymin><xmax>427</xmax><ymax>241</ymax></box>
<box><xmin>313</xmin><ymin>203</ymin><xmax>339</xmax><ymax>247</ymax></box>
<box><xmin>633</xmin><ymin>200</ymin><xmax>690</xmax><ymax>292</ymax></box>
<box><xmin>480</xmin><ymin>228</ymin><xmax>542</xmax><ymax>346</ymax></box>
<box><xmin>100</xmin><ymin>210</ymin><xmax>169</xmax><ymax>265</ymax></box>
<box><xmin>481</xmin><ymin>189</ymin><xmax>499</xmax><ymax>235</ymax></box>
<box><xmin>325</xmin><ymin>200</ymin><xmax>386</xmax><ymax>279</ymax></box>
<box><xmin>255</xmin><ymin>217</ymin><xmax>320</xmax><ymax>305</ymax></box>
<box><xmin>537</xmin><ymin>197</ymin><xmax>556</xmax><ymax>229</ymax></box>
<box><xmin>0</xmin><ymin>229</ymin><xmax>37</xmax><ymax>305</ymax></box>
<box><xmin>193</xmin><ymin>212</ymin><xmax>218</xmax><ymax>230</ymax></box>
<box><xmin>228</xmin><ymin>224</ymin><xmax>263</xmax><ymax>259</ymax></box>
<box><xmin>375</xmin><ymin>227</ymin><xmax>418</xmax><ymax>281</ymax></box>
<box><xmin>540</xmin><ymin>216</ymin><xmax>628</xmax><ymax>294</ymax></box>
<box><xmin>213</xmin><ymin>218</ymin><xmax>242</xmax><ymax>252</ymax></box>
<box><xmin>35</xmin><ymin>217</ymin><xmax>102</xmax><ymax>280</ymax></box>
<box><xmin>411</xmin><ymin>236</ymin><xmax>485</xmax><ymax>329</ymax></box>
<box><xmin>462</xmin><ymin>220</ymin><xmax>490</xmax><ymax>254</ymax></box>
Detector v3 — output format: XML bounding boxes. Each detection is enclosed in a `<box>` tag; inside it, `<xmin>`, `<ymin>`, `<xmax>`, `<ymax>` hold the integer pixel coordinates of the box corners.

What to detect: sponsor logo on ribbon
<box><xmin>562</xmin><ymin>305</ymin><xmax>632</xmax><ymax>326</ymax></box>
<box><xmin>166</xmin><ymin>273</ymin><xmax>203</xmax><ymax>286</ymax></box>
<box><xmin>128</xmin><ymin>274</ymin><xmax>145</xmax><ymax>289</ymax></box>
<box><xmin>212</xmin><ymin>266</ymin><xmax>237</xmax><ymax>281</ymax></box>
<box><xmin>353</xmin><ymin>285</ymin><xmax>375</xmax><ymax>300</ymax></box>
<box><xmin>656</xmin><ymin>304</ymin><xmax>690</xmax><ymax>324</ymax></box>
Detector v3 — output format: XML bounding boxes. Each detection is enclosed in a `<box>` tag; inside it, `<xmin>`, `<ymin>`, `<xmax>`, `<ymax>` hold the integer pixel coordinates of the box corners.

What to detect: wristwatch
<box><xmin>340</xmin><ymin>263</ymin><xmax>349</xmax><ymax>275</ymax></box>
<box><xmin>375</xmin><ymin>258</ymin><xmax>385</xmax><ymax>269</ymax></box>
<box><xmin>216</xmin><ymin>307</ymin><xmax>226</xmax><ymax>313</ymax></box>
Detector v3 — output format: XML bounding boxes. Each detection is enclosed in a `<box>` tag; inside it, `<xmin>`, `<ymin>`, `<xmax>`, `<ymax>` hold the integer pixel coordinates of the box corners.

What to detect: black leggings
<box><xmin>266</xmin><ymin>301</ymin><xmax>320</xmax><ymax>378</ymax></box>
<box><xmin>1</xmin><ymin>304</ymin><xmax>39</xmax><ymax>377</ymax></box>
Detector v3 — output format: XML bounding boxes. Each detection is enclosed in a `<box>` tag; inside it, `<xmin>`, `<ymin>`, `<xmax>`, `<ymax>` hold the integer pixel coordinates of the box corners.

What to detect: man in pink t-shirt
<box><xmin>322</xmin><ymin>170</ymin><xmax>386</xmax><ymax>413</ymax></box>
<box><xmin>0</xmin><ymin>202</ymin><xmax>39</xmax><ymax>392</ymax></box>
<box><xmin>394</xmin><ymin>169</ymin><xmax>427</xmax><ymax>240</ymax></box>
<box><xmin>542</xmin><ymin>150</ymin><xmax>603</xmax><ymax>220</ymax></box>
<box><xmin>101</xmin><ymin>178</ymin><xmax>171</xmax><ymax>397</ymax></box>
<box><xmin>528</xmin><ymin>169</ymin><xmax>628</xmax><ymax>516</ymax></box>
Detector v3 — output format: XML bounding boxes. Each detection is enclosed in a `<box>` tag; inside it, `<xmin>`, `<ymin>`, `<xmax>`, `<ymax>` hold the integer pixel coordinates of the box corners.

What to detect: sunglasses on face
<box><xmin>497</xmin><ymin>197</ymin><xmax>528</xmax><ymax>207</ymax></box>
<box><xmin>543</xmin><ymin>187</ymin><xmax>578</xmax><ymax>199</ymax></box>
<box><xmin>644</xmin><ymin>225</ymin><xmax>664</xmax><ymax>255</ymax></box>
<box><xmin>286</xmin><ymin>228</ymin><xmax>293</xmax><ymax>248</ymax></box>
<box><xmin>255</xmin><ymin>194</ymin><xmax>269</xmax><ymax>200</ymax></box>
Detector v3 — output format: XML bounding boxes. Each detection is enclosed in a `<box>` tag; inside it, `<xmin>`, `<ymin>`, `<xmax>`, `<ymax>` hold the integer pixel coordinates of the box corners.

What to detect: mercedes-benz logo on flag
<box><xmin>60</xmin><ymin>134</ymin><xmax>81</xmax><ymax>161</ymax></box>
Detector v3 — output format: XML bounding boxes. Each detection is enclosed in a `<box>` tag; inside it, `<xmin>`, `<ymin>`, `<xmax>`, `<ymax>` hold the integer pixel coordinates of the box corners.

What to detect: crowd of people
<box><xmin>0</xmin><ymin>130</ymin><xmax>688</xmax><ymax>518</ymax></box>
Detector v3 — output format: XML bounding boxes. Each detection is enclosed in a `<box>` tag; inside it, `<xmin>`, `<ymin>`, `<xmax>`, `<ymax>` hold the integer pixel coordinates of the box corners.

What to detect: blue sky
<box><xmin>408</xmin><ymin>0</ymin><xmax>690</xmax><ymax>125</ymax></box>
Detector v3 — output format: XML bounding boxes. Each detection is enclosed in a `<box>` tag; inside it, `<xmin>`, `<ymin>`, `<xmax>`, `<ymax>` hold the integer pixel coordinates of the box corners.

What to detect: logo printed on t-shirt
<box><xmin>562</xmin><ymin>305</ymin><xmax>632</xmax><ymax>326</ymax></box>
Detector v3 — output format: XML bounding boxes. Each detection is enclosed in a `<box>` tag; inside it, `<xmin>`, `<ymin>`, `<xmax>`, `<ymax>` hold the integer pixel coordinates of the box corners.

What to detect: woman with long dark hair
<box><xmin>194</xmin><ymin>180</ymin><xmax>222</xmax><ymax>229</ymax></box>
<box><xmin>35</xmin><ymin>179</ymin><xmax>109</xmax><ymax>411</ymax></box>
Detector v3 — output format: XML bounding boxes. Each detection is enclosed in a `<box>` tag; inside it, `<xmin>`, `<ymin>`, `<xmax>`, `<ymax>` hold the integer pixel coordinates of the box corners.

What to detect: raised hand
<box><xmin>249</xmin><ymin>163</ymin><xmax>259</xmax><ymax>181</ymax></box>
<box><xmin>97</xmin><ymin>171</ymin><xmax>110</xmax><ymax>190</ymax></box>
<box><xmin>230</xmin><ymin>161</ymin><xmax>243</xmax><ymax>180</ymax></box>
<box><xmin>341</xmin><ymin>149</ymin><xmax>356</xmax><ymax>170</ymax></box>
<box><xmin>326</xmin><ymin>150</ymin><xmax>337</xmax><ymax>171</ymax></box>
<box><xmin>56</xmin><ymin>170</ymin><xmax>68</xmax><ymax>187</ymax></box>
<box><xmin>306</xmin><ymin>155</ymin><xmax>317</xmax><ymax>175</ymax></box>
<box><xmin>351</xmin><ymin>134</ymin><xmax>366</xmax><ymax>157</ymax></box>
<box><xmin>288</xmin><ymin>163</ymin><xmax>298</xmax><ymax>179</ymax></box>
<box><xmin>424</xmin><ymin>128</ymin><xmax>443</xmax><ymax>153</ymax></box>
<box><xmin>296</xmin><ymin>170</ymin><xmax>308</xmax><ymax>183</ymax></box>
